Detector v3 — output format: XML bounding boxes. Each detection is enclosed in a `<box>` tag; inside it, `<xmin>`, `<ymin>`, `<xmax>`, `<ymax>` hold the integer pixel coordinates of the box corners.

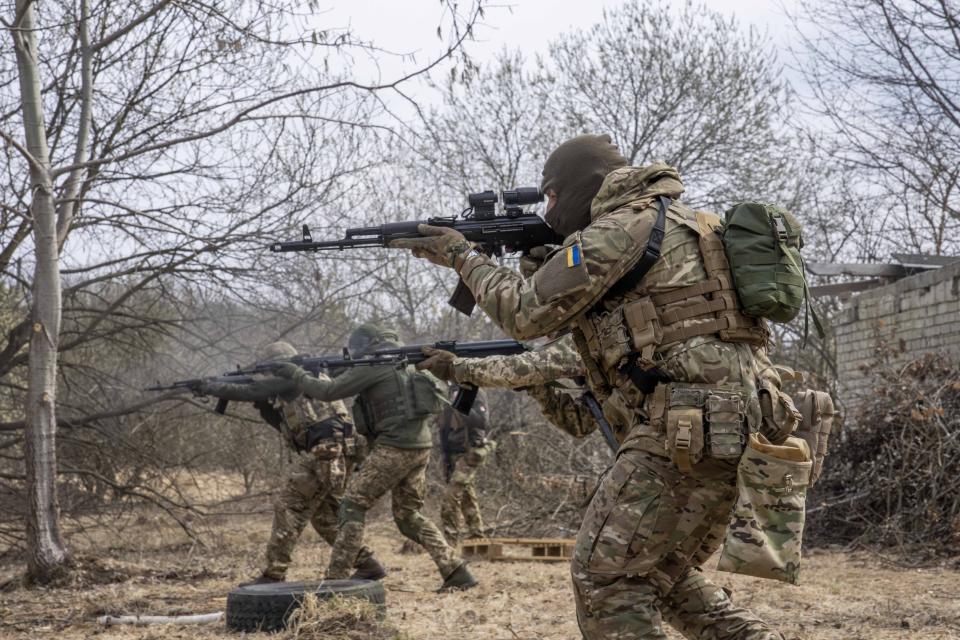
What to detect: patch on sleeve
<box><xmin>534</xmin><ymin>237</ymin><xmax>591</xmax><ymax>304</ymax></box>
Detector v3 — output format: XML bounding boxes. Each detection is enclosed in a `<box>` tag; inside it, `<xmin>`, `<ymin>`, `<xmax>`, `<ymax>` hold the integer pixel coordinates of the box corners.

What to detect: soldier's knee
<box><xmin>393</xmin><ymin>510</ymin><xmax>425</xmax><ymax>540</ymax></box>
<box><xmin>338</xmin><ymin>498</ymin><xmax>367</xmax><ymax>526</ymax></box>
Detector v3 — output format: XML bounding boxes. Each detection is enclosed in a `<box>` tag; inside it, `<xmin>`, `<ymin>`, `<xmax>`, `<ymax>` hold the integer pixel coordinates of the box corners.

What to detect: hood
<box><xmin>590</xmin><ymin>162</ymin><xmax>685</xmax><ymax>221</ymax></box>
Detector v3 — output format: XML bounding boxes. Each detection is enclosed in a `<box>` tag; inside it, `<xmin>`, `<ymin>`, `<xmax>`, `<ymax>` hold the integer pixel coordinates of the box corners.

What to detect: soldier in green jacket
<box><xmin>198</xmin><ymin>341</ymin><xmax>384</xmax><ymax>585</ymax></box>
<box><xmin>270</xmin><ymin>325</ymin><xmax>478</xmax><ymax>592</ymax></box>
<box><xmin>392</xmin><ymin>135</ymin><xmax>795</xmax><ymax>638</ymax></box>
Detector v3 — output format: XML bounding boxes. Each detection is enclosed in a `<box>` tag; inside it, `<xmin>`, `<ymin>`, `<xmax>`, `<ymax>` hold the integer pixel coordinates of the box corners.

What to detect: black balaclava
<box><xmin>541</xmin><ymin>134</ymin><xmax>628</xmax><ymax>237</ymax></box>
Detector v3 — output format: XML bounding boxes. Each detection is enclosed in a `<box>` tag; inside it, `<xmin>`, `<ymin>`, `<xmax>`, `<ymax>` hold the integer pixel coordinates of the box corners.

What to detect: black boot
<box><xmin>437</xmin><ymin>563</ymin><xmax>477</xmax><ymax>592</ymax></box>
<box><xmin>350</xmin><ymin>556</ymin><xmax>387</xmax><ymax>581</ymax></box>
<box><xmin>239</xmin><ymin>574</ymin><xmax>282</xmax><ymax>587</ymax></box>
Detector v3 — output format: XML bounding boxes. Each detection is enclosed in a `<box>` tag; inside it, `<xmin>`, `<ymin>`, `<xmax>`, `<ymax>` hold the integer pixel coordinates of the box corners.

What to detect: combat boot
<box><xmin>437</xmin><ymin>563</ymin><xmax>478</xmax><ymax>592</ymax></box>
<box><xmin>350</xmin><ymin>556</ymin><xmax>387</xmax><ymax>581</ymax></box>
<box><xmin>239</xmin><ymin>574</ymin><xmax>282</xmax><ymax>587</ymax></box>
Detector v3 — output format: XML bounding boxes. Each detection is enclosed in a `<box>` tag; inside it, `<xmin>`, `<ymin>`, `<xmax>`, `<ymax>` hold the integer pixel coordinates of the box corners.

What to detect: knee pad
<box><xmin>338</xmin><ymin>498</ymin><xmax>367</xmax><ymax>526</ymax></box>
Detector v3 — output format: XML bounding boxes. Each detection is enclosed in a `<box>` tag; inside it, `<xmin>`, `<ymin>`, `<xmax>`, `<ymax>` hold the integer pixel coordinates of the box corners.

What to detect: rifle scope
<box><xmin>502</xmin><ymin>187</ymin><xmax>543</xmax><ymax>206</ymax></box>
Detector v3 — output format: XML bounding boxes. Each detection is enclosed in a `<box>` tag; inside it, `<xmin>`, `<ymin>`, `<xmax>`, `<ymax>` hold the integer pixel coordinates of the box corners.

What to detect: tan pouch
<box><xmin>704</xmin><ymin>391</ymin><xmax>746</xmax><ymax>459</ymax></box>
<box><xmin>793</xmin><ymin>390</ymin><xmax>837</xmax><ymax>486</ymax></box>
<box><xmin>758</xmin><ymin>380</ymin><xmax>801</xmax><ymax>443</ymax></box>
<box><xmin>665</xmin><ymin>406</ymin><xmax>704</xmax><ymax>473</ymax></box>
<box><xmin>718</xmin><ymin>433</ymin><xmax>811</xmax><ymax>585</ymax></box>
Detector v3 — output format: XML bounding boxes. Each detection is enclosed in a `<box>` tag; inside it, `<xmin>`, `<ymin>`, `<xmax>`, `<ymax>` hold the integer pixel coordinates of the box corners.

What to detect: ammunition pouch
<box><xmin>792</xmin><ymin>389</ymin><xmax>837</xmax><ymax>486</ymax></box>
<box><xmin>661</xmin><ymin>384</ymin><xmax>749</xmax><ymax>472</ymax></box>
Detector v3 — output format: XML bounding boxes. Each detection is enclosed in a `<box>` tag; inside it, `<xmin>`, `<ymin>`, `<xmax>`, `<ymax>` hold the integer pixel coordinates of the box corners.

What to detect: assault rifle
<box><xmin>269</xmin><ymin>188</ymin><xmax>562</xmax><ymax>316</ymax></box>
<box><xmin>146</xmin><ymin>373</ymin><xmax>256</xmax><ymax>414</ymax></box>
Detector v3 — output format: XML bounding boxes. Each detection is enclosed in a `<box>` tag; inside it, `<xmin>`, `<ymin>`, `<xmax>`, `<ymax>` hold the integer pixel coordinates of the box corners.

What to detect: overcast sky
<box><xmin>315</xmin><ymin>0</ymin><xmax>804</xmax><ymax>91</ymax></box>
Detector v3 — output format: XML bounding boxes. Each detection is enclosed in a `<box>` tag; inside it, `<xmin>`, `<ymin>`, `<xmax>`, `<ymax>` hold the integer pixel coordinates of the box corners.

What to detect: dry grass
<box><xmin>286</xmin><ymin>593</ymin><xmax>399</xmax><ymax>640</ymax></box>
<box><xmin>0</xmin><ymin>507</ymin><xmax>958</xmax><ymax>639</ymax></box>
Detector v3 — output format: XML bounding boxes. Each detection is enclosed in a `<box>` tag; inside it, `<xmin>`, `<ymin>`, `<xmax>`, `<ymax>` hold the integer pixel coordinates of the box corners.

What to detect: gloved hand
<box><xmin>191</xmin><ymin>381</ymin><xmax>210</xmax><ymax>398</ymax></box>
<box><xmin>267</xmin><ymin>361</ymin><xmax>305</xmax><ymax>380</ymax></box>
<box><xmin>416</xmin><ymin>346</ymin><xmax>457</xmax><ymax>381</ymax></box>
<box><xmin>519</xmin><ymin>245</ymin><xmax>552</xmax><ymax>279</ymax></box>
<box><xmin>389</xmin><ymin>224</ymin><xmax>473</xmax><ymax>268</ymax></box>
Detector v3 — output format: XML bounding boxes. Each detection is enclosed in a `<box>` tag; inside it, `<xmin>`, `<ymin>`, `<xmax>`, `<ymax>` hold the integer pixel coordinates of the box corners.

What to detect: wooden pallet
<box><xmin>460</xmin><ymin>537</ymin><xmax>575</xmax><ymax>563</ymax></box>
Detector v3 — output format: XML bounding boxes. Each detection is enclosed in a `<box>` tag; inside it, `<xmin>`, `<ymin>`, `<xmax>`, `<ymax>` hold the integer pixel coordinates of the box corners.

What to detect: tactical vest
<box><xmin>573</xmin><ymin>201</ymin><xmax>767</xmax><ymax>399</ymax></box>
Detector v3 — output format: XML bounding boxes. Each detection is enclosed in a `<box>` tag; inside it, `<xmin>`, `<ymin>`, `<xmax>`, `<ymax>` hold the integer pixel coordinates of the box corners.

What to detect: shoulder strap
<box><xmin>603</xmin><ymin>195</ymin><xmax>670</xmax><ymax>302</ymax></box>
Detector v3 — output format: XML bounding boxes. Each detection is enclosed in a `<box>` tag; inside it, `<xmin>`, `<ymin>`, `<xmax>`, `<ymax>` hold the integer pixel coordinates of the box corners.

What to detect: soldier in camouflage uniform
<box><xmin>198</xmin><ymin>341</ymin><xmax>384</xmax><ymax>585</ymax></box>
<box><xmin>270</xmin><ymin>325</ymin><xmax>478</xmax><ymax>592</ymax></box>
<box><xmin>394</xmin><ymin>134</ymin><xmax>798</xmax><ymax>638</ymax></box>
<box><xmin>437</xmin><ymin>389</ymin><xmax>493</xmax><ymax>544</ymax></box>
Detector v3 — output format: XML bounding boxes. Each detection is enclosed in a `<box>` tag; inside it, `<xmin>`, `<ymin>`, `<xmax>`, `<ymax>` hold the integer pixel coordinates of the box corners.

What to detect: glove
<box><xmin>519</xmin><ymin>245</ymin><xmax>552</xmax><ymax>279</ymax></box>
<box><xmin>191</xmin><ymin>381</ymin><xmax>210</xmax><ymax>398</ymax></box>
<box><xmin>416</xmin><ymin>346</ymin><xmax>457</xmax><ymax>381</ymax></box>
<box><xmin>267</xmin><ymin>362</ymin><xmax>304</xmax><ymax>380</ymax></box>
<box><xmin>389</xmin><ymin>224</ymin><xmax>473</xmax><ymax>268</ymax></box>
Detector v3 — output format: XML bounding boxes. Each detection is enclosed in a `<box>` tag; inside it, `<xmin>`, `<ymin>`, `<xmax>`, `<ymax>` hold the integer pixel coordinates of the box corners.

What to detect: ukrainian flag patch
<box><xmin>566</xmin><ymin>244</ymin><xmax>582</xmax><ymax>267</ymax></box>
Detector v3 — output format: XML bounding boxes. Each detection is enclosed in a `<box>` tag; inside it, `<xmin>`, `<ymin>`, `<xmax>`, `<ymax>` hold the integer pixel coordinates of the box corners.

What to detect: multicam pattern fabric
<box><xmin>718</xmin><ymin>435</ymin><xmax>811</xmax><ymax>585</ymax></box>
<box><xmin>326</xmin><ymin>444</ymin><xmax>462</xmax><ymax>580</ymax></box>
<box><xmin>452</xmin><ymin>335</ymin><xmax>585</xmax><ymax>388</ymax></box>
<box><xmin>263</xmin><ymin>448</ymin><xmax>373</xmax><ymax>580</ymax></box>
<box><xmin>441</xmin><ymin>443</ymin><xmax>494</xmax><ymax>543</ymax></box>
<box><xmin>443</xmin><ymin>163</ymin><xmax>788</xmax><ymax>638</ymax></box>
<box><xmin>454</xmin><ymin>163</ymin><xmax>684</xmax><ymax>340</ymax></box>
<box><xmin>572</xmin><ymin>449</ymin><xmax>783</xmax><ymax>639</ymax></box>
<box><xmin>524</xmin><ymin>384</ymin><xmax>599</xmax><ymax>440</ymax></box>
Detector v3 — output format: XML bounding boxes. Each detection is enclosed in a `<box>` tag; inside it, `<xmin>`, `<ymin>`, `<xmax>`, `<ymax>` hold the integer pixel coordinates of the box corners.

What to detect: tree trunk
<box><xmin>12</xmin><ymin>0</ymin><xmax>71</xmax><ymax>583</ymax></box>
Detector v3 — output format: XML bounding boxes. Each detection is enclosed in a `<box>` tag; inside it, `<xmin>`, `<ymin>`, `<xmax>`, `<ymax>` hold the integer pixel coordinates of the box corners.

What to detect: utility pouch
<box><xmin>406</xmin><ymin>367</ymin><xmax>447</xmax><ymax>418</ymax></box>
<box><xmin>793</xmin><ymin>390</ymin><xmax>837</xmax><ymax>486</ymax></box>
<box><xmin>705</xmin><ymin>392</ymin><xmax>746</xmax><ymax>459</ymax></box>
<box><xmin>665</xmin><ymin>401</ymin><xmax>704</xmax><ymax>473</ymax></box>
<box><xmin>351</xmin><ymin>398</ymin><xmax>374</xmax><ymax>438</ymax></box>
<box><xmin>758</xmin><ymin>380</ymin><xmax>801</xmax><ymax>443</ymax></box>
<box><xmin>581</xmin><ymin>297</ymin><xmax>662</xmax><ymax>374</ymax></box>
<box><xmin>305</xmin><ymin>417</ymin><xmax>346</xmax><ymax>459</ymax></box>
<box><xmin>718</xmin><ymin>433</ymin><xmax>811</xmax><ymax>585</ymax></box>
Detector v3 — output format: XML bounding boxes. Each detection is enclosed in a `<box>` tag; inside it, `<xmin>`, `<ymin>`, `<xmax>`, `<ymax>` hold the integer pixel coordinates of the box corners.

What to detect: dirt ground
<box><xmin>0</xmin><ymin>510</ymin><xmax>958</xmax><ymax>640</ymax></box>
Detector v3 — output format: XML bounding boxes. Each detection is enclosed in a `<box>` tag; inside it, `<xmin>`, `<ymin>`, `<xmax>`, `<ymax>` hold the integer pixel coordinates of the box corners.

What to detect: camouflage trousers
<box><xmin>440</xmin><ymin>444</ymin><xmax>493</xmax><ymax>543</ymax></box>
<box><xmin>327</xmin><ymin>444</ymin><xmax>463</xmax><ymax>580</ymax></box>
<box><xmin>572</xmin><ymin>448</ymin><xmax>783</xmax><ymax>639</ymax></box>
<box><xmin>263</xmin><ymin>448</ymin><xmax>373</xmax><ymax>580</ymax></box>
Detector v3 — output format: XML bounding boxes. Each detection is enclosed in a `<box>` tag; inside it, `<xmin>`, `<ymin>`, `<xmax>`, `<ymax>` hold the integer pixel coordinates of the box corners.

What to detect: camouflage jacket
<box><xmin>202</xmin><ymin>374</ymin><xmax>350</xmax><ymax>452</ymax></box>
<box><xmin>451</xmin><ymin>163</ymin><xmax>783</xmax><ymax>452</ymax></box>
<box><xmin>452</xmin><ymin>334</ymin><xmax>585</xmax><ymax>388</ymax></box>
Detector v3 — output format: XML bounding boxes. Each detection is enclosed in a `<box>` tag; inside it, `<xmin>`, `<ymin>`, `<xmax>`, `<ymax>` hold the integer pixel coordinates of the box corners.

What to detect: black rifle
<box><xmin>269</xmin><ymin>188</ymin><xmax>562</xmax><ymax>316</ymax></box>
<box><xmin>231</xmin><ymin>339</ymin><xmax>530</xmax><ymax>414</ymax></box>
<box><xmin>146</xmin><ymin>373</ymin><xmax>256</xmax><ymax>414</ymax></box>
<box><xmin>580</xmin><ymin>390</ymin><xmax>620</xmax><ymax>454</ymax></box>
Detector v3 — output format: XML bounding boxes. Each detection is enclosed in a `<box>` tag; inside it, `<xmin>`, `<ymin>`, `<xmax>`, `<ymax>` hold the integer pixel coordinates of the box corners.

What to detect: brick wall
<box><xmin>835</xmin><ymin>261</ymin><xmax>960</xmax><ymax>411</ymax></box>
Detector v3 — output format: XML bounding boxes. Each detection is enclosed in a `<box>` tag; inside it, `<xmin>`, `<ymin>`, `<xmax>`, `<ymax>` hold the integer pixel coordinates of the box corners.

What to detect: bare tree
<box><xmin>793</xmin><ymin>0</ymin><xmax>960</xmax><ymax>256</ymax></box>
<box><xmin>0</xmin><ymin>0</ymin><xmax>484</xmax><ymax>583</ymax></box>
<box><xmin>547</xmin><ymin>0</ymin><xmax>793</xmax><ymax>209</ymax></box>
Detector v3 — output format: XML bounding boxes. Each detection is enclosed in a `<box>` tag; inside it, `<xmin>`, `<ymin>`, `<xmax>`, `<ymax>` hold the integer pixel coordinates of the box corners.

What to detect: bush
<box><xmin>806</xmin><ymin>353</ymin><xmax>960</xmax><ymax>555</ymax></box>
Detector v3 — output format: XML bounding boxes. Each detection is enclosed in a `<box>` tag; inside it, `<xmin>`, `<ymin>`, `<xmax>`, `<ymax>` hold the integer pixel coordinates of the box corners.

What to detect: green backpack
<box><xmin>723</xmin><ymin>203</ymin><xmax>823</xmax><ymax>337</ymax></box>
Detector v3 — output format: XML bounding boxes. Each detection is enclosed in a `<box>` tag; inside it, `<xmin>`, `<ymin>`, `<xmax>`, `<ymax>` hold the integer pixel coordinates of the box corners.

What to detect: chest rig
<box><xmin>573</xmin><ymin>198</ymin><xmax>767</xmax><ymax>401</ymax></box>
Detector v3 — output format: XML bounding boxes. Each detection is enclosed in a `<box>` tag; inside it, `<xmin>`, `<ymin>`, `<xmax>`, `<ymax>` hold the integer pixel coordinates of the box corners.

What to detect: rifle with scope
<box><xmin>268</xmin><ymin>187</ymin><xmax>562</xmax><ymax>316</ymax></box>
